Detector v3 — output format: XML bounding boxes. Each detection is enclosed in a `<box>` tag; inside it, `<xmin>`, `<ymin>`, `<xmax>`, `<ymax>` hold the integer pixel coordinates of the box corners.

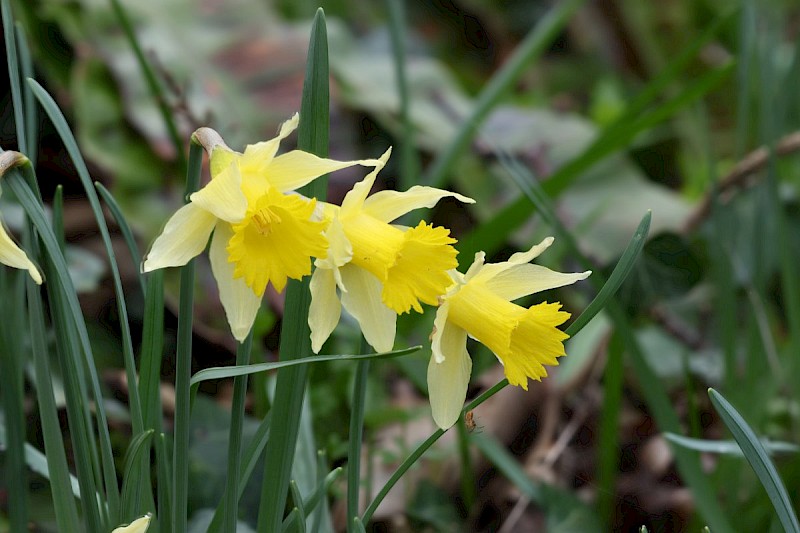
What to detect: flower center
<box><xmin>226</xmin><ymin>188</ymin><xmax>328</xmax><ymax>295</ymax></box>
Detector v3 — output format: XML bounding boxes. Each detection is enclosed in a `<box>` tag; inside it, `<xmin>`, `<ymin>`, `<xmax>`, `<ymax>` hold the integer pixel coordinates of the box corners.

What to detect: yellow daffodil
<box><xmin>111</xmin><ymin>514</ymin><xmax>151</xmax><ymax>533</ymax></box>
<box><xmin>427</xmin><ymin>237</ymin><xmax>591</xmax><ymax>429</ymax></box>
<box><xmin>143</xmin><ymin>114</ymin><xmax>380</xmax><ymax>341</ymax></box>
<box><xmin>308</xmin><ymin>148</ymin><xmax>474</xmax><ymax>353</ymax></box>
<box><xmin>0</xmin><ymin>182</ymin><xmax>41</xmax><ymax>284</ymax></box>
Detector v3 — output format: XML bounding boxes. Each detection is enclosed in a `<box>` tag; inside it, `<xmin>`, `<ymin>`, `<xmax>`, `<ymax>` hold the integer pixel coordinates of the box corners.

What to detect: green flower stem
<box><xmin>256</xmin><ymin>9</ymin><xmax>329</xmax><ymax>531</ymax></box>
<box><xmin>172</xmin><ymin>142</ymin><xmax>203</xmax><ymax>533</ymax></box>
<box><xmin>220</xmin><ymin>332</ymin><xmax>254</xmax><ymax>531</ymax></box>
<box><xmin>347</xmin><ymin>337</ymin><xmax>371</xmax><ymax>533</ymax></box>
<box><xmin>455</xmin><ymin>416</ymin><xmax>476</xmax><ymax>510</ymax></box>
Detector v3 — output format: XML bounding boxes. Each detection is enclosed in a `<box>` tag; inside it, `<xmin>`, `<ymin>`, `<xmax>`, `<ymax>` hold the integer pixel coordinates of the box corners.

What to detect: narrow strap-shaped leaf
<box><xmin>95</xmin><ymin>182</ymin><xmax>146</xmax><ymax>296</ymax></box>
<box><xmin>154</xmin><ymin>433</ymin><xmax>173</xmax><ymax>533</ymax></box>
<box><xmin>29</xmin><ymin>80</ymin><xmax>145</xmax><ymax>442</ymax></box>
<box><xmin>257</xmin><ymin>10</ymin><xmax>330</xmax><ymax>530</ymax></box>
<box><xmin>665</xmin><ymin>432</ymin><xmax>800</xmax><ymax>456</ymax></box>
<box><xmin>138</xmin><ymin>270</ymin><xmax>165</xmax><ymax>433</ymax></box>
<box><xmin>0</xmin><ymin>274</ymin><xmax>28</xmax><ymax>532</ymax></box>
<box><xmin>6</xmin><ymin>168</ymin><xmax>115</xmax><ymax>527</ymax></box>
<box><xmin>120</xmin><ymin>429</ymin><xmax>155</xmax><ymax>520</ymax></box>
<box><xmin>190</xmin><ymin>347</ymin><xmax>419</xmax><ymax>396</ymax></box>
<box><xmin>15</xmin><ymin>23</ymin><xmax>38</xmax><ymax>165</ymax></box>
<box><xmin>26</xmin><ymin>277</ymin><xmax>82</xmax><ymax>530</ymax></box>
<box><xmin>709</xmin><ymin>388</ymin><xmax>800</xmax><ymax>533</ymax></box>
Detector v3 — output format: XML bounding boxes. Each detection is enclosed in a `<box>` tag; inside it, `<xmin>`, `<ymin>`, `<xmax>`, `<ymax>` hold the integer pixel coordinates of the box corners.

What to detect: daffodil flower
<box><xmin>143</xmin><ymin>114</ymin><xmax>380</xmax><ymax>341</ymax></box>
<box><xmin>0</xmin><ymin>182</ymin><xmax>41</xmax><ymax>284</ymax></box>
<box><xmin>308</xmin><ymin>148</ymin><xmax>475</xmax><ymax>353</ymax></box>
<box><xmin>112</xmin><ymin>514</ymin><xmax>151</xmax><ymax>533</ymax></box>
<box><xmin>427</xmin><ymin>237</ymin><xmax>591</xmax><ymax>429</ymax></box>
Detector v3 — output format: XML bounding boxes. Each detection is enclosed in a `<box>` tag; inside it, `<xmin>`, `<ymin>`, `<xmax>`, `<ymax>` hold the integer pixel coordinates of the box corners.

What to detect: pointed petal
<box><xmin>427</xmin><ymin>320</ymin><xmax>471</xmax><ymax>429</ymax></box>
<box><xmin>189</xmin><ymin>162</ymin><xmax>247</xmax><ymax>223</ymax></box>
<box><xmin>112</xmin><ymin>514</ymin><xmax>151</xmax><ymax>533</ymax></box>
<box><xmin>462</xmin><ymin>251</ymin><xmax>486</xmax><ymax>282</ymax></box>
<box><xmin>267</xmin><ymin>150</ymin><xmax>382</xmax><ymax>193</ymax></box>
<box><xmin>339</xmin><ymin>264</ymin><xmax>396</xmax><ymax>353</ymax></box>
<box><xmin>363</xmin><ymin>186</ymin><xmax>475</xmax><ymax>223</ymax></box>
<box><xmin>483</xmin><ymin>264</ymin><xmax>591</xmax><ymax>301</ymax></box>
<box><xmin>309</xmin><ymin>267</ymin><xmax>342</xmax><ymax>353</ymax></box>
<box><xmin>0</xmin><ymin>221</ymin><xmax>41</xmax><ymax>284</ymax></box>
<box><xmin>240</xmin><ymin>113</ymin><xmax>299</xmax><ymax>173</ymax></box>
<box><xmin>142</xmin><ymin>203</ymin><xmax>216</xmax><ymax>271</ymax></box>
<box><xmin>340</xmin><ymin>148</ymin><xmax>391</xmax><ymax>214</ymax></box>
<box><xmin>209</xmin><ymin>223</ymin><xmax>262</xmax><ymax>342</ymax></box>
<box><xmin>471</xmin><ymin>237</ymin><xmax>555</xmax><ymax>283</ymax></box>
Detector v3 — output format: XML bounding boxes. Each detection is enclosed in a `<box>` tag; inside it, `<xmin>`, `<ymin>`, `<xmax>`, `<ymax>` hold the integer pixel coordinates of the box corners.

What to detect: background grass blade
<box><xmin>709</xmin><ymin>388</ymin><xmax>800</xmax><ymax>533</ymax></box>
<box><xmin>386</xmin><ymin>0</ymin><xmax>419</xmax><ymax>192</ymax></box>
<box><xmin>107</xmin><ymin>0</ymin><xmax>186</xmax><ymax>171</ymax></box>
<box><xmin>425</xmin><ymin>0</ymin><xmax>585</xmax><ymax>189</ymax></box>
<box><xmin>257</xmin><ymin>9</ymin><xmax>330</xmax><ymax>531</ymax></box>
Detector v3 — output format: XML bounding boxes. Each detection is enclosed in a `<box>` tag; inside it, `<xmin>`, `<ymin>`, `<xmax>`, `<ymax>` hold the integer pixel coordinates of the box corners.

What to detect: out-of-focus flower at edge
<box><xmin>427</xmin><ymin>237</ymin><xmax>591</xmax><ymax>429</ymax></box>
<box><xmin>142</xmin><ymin>114</ymin><xmax>380</xmax><ymax>341</ymax></box>
<box><xmin>111</xmin><ymin>514</ymin><xmax>151</xmax><ymax>533</ymax></box>
<box><xmin>308</xmin><ymin>147</ymin><xmax>475</xmax><ymax>353</ymax></box>
<box><xmin>0</xmin><ymin>152</ymin><xmax>42</xmax><ymax>285</ymax></box>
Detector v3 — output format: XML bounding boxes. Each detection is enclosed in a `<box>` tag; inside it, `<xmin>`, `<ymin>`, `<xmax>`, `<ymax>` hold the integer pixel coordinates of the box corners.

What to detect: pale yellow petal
<box><xmin>267</xmin><ymin>150</ymin><xmax>382</xmax><ymax>193</ymax></box>
<box><xmin>142</xmin><ymin>203</ymin><xmax>216</xmax><ymax>271</ymax></box>
<box><xmin>240</xmin><ymin>113</ymin><xmax>300</xmax><ymax>174</ymax></box>
<box><xmin>0</xmin><ymin>221</ymin><xmax>41</xmax><ymax>284</ymax></box>
<box><xmin>430</xmin><ymin>302</ymin><xmax>451</xmax><ymax>363</ymax></box>
<box><xmin>315</xmin><ymin>215</ymin><xmax>352</xmax><ymax>271</ymax></box>
<box><xmin>362</xmin><ymin>186</ymin><xmax>474</xmax><ymax>223</ymax></box>
<box><xmin>209</xmin><ymin>145</ymin><xmax>238</xmax><ymax>178</ymax></box>
<box><xmin>482</xmin><ymin>265</ymin><xmax>591</xmax><ymax>302</ymax></box>
<box><xmin>189</xmin><ymin>161</ymin><xmax>247</xmax><ymax>223</ymax></box>
<box><xmin>339</xmin><ymin>264</ymin><xmax>396</xmax><ymax>353</ymax></box>
<box><xmin>462</xmin><ymin>251</ymin><xmax>486</xmax><ymax>282</ymax></box>
<box><xmin>209</xmin><ymin>223</ymin><xmax>262</xmax><ymax>342</ymax></box>
<box><xmin>471</xmin><ymin>237</ymin><xmax>554</xmax><ymax>282</ymax></box>
<box><xmin>340</xmin><ymin>148</ymin><xmax>391</xmax><ymax>215</ymax></box>
<box><xmin>427</xmin><ymin>320</ymin><xmax>471</xmax><ymax>429</ymax></box>
<box><xmin>309</xmin><ymin>267</ymin><xmax>342</xmax><ymax>353</ymax></box>
<box><xmin>112</xmin><ymin>514</ymin><xmax>151</xmax><ymax>533</ymax></box>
